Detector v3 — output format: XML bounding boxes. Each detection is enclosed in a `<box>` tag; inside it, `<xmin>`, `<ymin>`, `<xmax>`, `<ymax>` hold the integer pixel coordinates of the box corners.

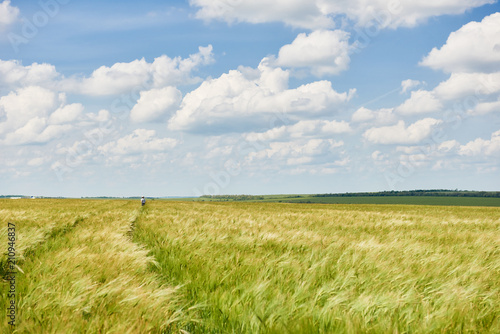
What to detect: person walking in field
<box><xmin>141</xmin><ymin>196</ymin><xmax>146</xmax><ymax>206</ymax></box>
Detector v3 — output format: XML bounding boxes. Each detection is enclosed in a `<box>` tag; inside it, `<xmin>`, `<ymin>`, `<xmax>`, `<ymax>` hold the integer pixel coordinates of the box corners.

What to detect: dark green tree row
<box><xmin>313</xmin><ymin>190</ymin><xmax>500</xmax><ymax>198</ymax></box>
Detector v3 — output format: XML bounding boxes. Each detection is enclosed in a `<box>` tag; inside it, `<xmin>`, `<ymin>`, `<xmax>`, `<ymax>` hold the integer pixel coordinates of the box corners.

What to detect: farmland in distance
<box><xmin>1</xmin><ymin>199</ymin><xmax>500</xmax><ymax>333</ymax></box>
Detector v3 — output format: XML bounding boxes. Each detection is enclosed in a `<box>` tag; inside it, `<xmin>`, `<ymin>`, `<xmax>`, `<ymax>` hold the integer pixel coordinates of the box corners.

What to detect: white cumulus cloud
<box><xmin>98</xmin><ymin>129</ymin><xmax>178</xmax><ymax>155</ymax></box>
<box><xmin>130</xmin><ymin>86</ymin><xmax>182</xmax><ymax>123</ymax></box>
<box><xmin>421</xmin><ymin>12</ymin><xmax>500</xmax><ymax>73</ymax></box>
<box><xmin>433</xmin><ymin>71</ymin><xmax>500</xmax><ymax>101</ymax></box>
<box><xmin>459</xmin><ymin>130</ymin><xmax>500</xmax><ymax>156</ymax></box>
<box><xmin>64</xmin><ymin>45</ymin><xmax>214</xmax><ymax>96</ymax></box>
<box><xmin>470</xmin><ymin>100</ymin><xmax>500</xmax><ymax>115</ymax></box>
<box><xmin>48</xmin><ymin>104</ymin><xmax>84</xmax><ymax>125</ymax></box>
<box><xmin>246</xmin><ymin>138</ymin><xmax>344</xmax><ymax>166</ymax></box>
<box><xmin>168</xmin><ymin>59</ymin><xmax>355</xmax><ymax>133</ymax></box>
<box><xmin>0</xmin><ymin>60</ymin><xmax>60</xmax><ymax>88</ymax></box>
<box><xmin>190</xmin><ymin>0</ymin><xmax>494</xmax><ymax>29</ymax></box>
<box><xmin>275</xmin><ymin>30</ymin><xmax>351</xmax><ymax>76</ymax></box>
<box><xmin>400</xmin><ymin>79</ymin><xmax>422</xmax><ymax>93</ymax></box>
<box><xmin>351</xmin><ymin>107</ymin><xmax>396</xmax><ymax>124</ymax></box>
<box><xmin>190</xmin><ymin>0</ymin><xmax>334</xmax><ymax>29</ymax></box>
<box><xmin>245</xmin><ymin>119</ymin><xmax>351</xmax><ymax>142</ymax></box>
<box><xmin>0</xmin><ymin>86</ymin><xmax>83</xmax><ymax>145</ymax></box>
<box><xmin>396</xmin><ymin>90</ymin><xmax>443</xmax><ymax>115</ymax></box>
<box><xmin>0</xmin><ymin>0</ymin><xmax>19</xmax><ymax>29</ymax></box>
<box><xmin>363</xmin><ymin>118</ymin><xmax>442</xmax><ymax>144</ymax></box>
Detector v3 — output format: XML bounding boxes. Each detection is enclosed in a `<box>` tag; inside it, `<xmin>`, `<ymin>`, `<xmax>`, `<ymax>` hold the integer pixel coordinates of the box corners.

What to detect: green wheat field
<box><xmin>1</xmin><ymin>199</ymin><xmax>500</xmax><ymax>333</ymax></box>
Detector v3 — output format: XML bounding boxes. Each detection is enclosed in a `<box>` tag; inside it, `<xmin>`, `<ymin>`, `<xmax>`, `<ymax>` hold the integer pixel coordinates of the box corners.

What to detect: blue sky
<box><xmin>1</xmin><ymin>0</ymin><xmax>500</xmax><ymax>197</ymax></box>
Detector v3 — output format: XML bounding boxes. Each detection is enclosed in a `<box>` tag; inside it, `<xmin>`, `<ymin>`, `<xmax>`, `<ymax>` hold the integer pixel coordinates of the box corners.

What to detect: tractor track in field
<box><xmin>1</xmin><ymin>200</ymin><xmax>130</xmax><ymax>279</ymax></box>
<box><xmin>0</xmin><ymin>216</ymin><xmax>87</xmax><ymax>280</ymax></box>
<box><xmin>1</xmin><ymin>201</ymin><xmax>192</xmax><ymax>332</ymax></box>
<box><xmin>126</xmin><ymin>210</ymin><xmax>141</xmax><ymax>240</ymax></box>
<box><xmin>1</xmin><ymin>201</ymin><xmax>147</xmax><ymax>280</ymax></box>
<box><xmin>23</xmin><ymin>216</ymin><xmax>85</xmax><ymax>256</ymax></box>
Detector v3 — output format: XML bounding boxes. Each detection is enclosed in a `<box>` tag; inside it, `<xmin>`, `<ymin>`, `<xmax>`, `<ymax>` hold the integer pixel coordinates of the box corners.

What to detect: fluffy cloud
<box><xmin>323</xmin><ymin>0</ymin><xmax>495</xmax><ymax>28</ymax></box>
<box><xmin>0</xmin><ymin>60</ymin><xmax>60</xmax><ymax>88</ymax></box>
<box><xmin>433</xmin><ymin>72</ymin><xmax>500</xmax><ymax>101</ymax></box>
<box><xmin>396</xmin><ymin>71</ymin><xmax>500</xmax><ymax>117</ymax></box>
<box><xmin>459</xmin><ymin>130</ymin><xmax>500</xmax><ymax>156</ymax></box>
<box><xmin>421</xmin><ymin>13</ymin><xmax>500</xmax><ymax>73</ymax></box>
<box><xmin>371</xmin><ymin>150</ymin><xmax>389</xmax><ymax>162</ymax></box>
<box><xmin>0</xmin><ymin>86</ymin><xmax>83</xmax><ymax>145</ymax></box>
<box><xmin>64</xmin><ymin>45</ymin><xmax>214</xmax><ymax>96</ymax></box>
<box><xmin>98</xmin><ymin>129</ymin><xmax>178</xmax><ymax>155</ymax></box>
<box><xmin>400</xmin><ymin>79</ymin><xmax>423</xmax><ymax>93</ymax></box>
<box><xmin>151</xmin><ymin>45</ymin><xmax>214</xmax><ymax>86</ymax></box>
<box><xmin>0</xmin><ymin>86</ymin><xmax>57</xmax><ymax>131</ymax></box>
<box><xmin>245</xmin><ymin>119</ymin><xmax>351</xmax><ymax>142</ymax></box>
<box><xmin>190</xmin><ymin>0</ymin><xmax>334</xmax><ymax>29</ymax></box>
<box><xmin>130</xmin><ymin>87</ymin><xmax>182</xmax><ymax>123</ymax></box>
<box><xmin>351</xmin><ymin>107</ymin><xmax>396</xmax><ymax>124</ymax></box>
<box><xmin>320</xmin><ymin>120</ymin><xmax>352</xmax><ymax>134</ymax></box>
<box><xmin>246</xmin><ymin>138</ymin><xmax>344</xmax><ymax>166</ymax></box>
<box><xmin>0</xmin><ymin>46</ymin><xmax>213</xmax><ymax>96</ymax></box>
<box><xmin>363</xmin><ymin>118</ymin><xmax>442</xmax><ymax>144</ymax></box>
<box><xmin>396</xmin><ymin>90</ymin><xmax>443</xmax><ymax>115</ymax></box>
<box><xmin>70</xmin><ymin>59</ymin><xmax>150</xmax><ymax>96</ymax></box>
<box><xmin>0</xmin><ymin>0</ymin><xmax>18</xmax><ymax>29</ymax></box>
<box><xmin>410</xmin><ymin>15</ymin><xmax>500</xmax><ymax>117</ymax></box>
<box><xmin>48</xmin><ymin>104</ymin><xmax>84</xmax><ymax>125</ymax></box>
<box><xmin>351</xmin><ymin>107</ymin><xmax>374</xmax><ymax>123</ymax></box>
<box><xmin>190</xmin><ymin>0</ymin><xmax>494</xmax><ymax>29</ymax></box>
<box><xmin>168</xmin><ymin>60</ymin><xmax>354</xmax><ymax>133</ymax></box>
<box><xmin>438</xmin><ymin>140</ymin><xmax>460</xmax><ymax>153</ymax></box>
<box><xmin>275</xmin><ymin>30</ymin><xmax>351</xmax><ymax>76</ymax></box>
<box><xmin>470</xmin><ymin>100</ymin><xmax>500</xmax><ymax>115</ymax></box>
<box><xmin>379</xmin><ymin>13</ymin><xmax>500</xmax><ymax>130</ymax></box>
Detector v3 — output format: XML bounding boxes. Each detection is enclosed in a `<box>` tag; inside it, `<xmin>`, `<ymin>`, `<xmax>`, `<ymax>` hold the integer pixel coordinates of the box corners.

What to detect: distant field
<box><xmin>179</xmin><ymin>195</ymin><xmax>500</xmax><ymax>207</ymax></box>
<box><xmin>264</xmin><ymin>195</ymin><xmax>500</xmax><ymax>206</ymax></box>
<box><xmin>1</xmin><ymin>199</ymin><xmax>500</xmax><ymax>332</ymax></box>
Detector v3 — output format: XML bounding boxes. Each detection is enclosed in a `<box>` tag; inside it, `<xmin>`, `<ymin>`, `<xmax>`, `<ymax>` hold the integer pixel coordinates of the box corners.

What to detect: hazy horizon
<box><xmin>1</xmin><ymin>0</ymin><xmax>500</xmax><ymax>197</ymax></box>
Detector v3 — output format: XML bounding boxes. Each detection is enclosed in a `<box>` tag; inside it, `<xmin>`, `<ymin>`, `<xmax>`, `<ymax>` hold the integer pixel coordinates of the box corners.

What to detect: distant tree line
<box><xmin>313</xmin><ymin>190</ymin><xmax>500</xmax><ymax>198</ymax></box>
<box><xmin>199</xmin><ymin>190</ymin><xmax>500</xmax><ymax>201</ymax></box>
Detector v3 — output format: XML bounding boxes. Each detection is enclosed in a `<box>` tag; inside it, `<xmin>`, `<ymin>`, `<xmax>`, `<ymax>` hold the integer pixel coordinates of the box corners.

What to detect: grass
<box><xmin>0</xmin><ymin>200</ymin><xmax>187</xmax><ymax>333</ymax></box>
<box><xmin>134</xmin><ymin>201</ymin><xmax>500</xmax><ymax>333</ymax></box>
<box><xmin>1</xmin><ymin>199</ymin><xmax>500</xmax><ymax>332</ymax></box>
